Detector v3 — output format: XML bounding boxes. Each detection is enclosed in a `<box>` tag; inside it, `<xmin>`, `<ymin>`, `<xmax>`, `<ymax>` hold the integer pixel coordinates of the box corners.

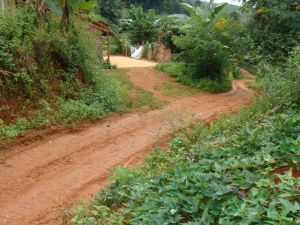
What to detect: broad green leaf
<box><xmin>45</xmin><ymin>0</ymin><xmax>62</xmax><ymax>16</ymax></box>
<box><xmin>180</xmin><ymin>3</ymin><xmax>198</xmax><ymax>18</ymax></box>
<box><xmin>210</xmin><ymin>3</ymin><xmax>228</xmax><ymax>21</ymax></box>
<box><xmin>79</xmin><ymin>1</ymin><xmax>97</xmax><ymax>10</ymax></box>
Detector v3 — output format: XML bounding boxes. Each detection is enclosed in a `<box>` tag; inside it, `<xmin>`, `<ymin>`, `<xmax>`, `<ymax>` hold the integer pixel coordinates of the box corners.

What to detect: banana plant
<box><xmin>44</xmin><ymin>0</ymin><xmax>97</xmax><ymax>30</ymax></box>
<box><xmin>181</xmin><ymin>0</ymin><xmax>228</xmax><ymax>24</ymax></box>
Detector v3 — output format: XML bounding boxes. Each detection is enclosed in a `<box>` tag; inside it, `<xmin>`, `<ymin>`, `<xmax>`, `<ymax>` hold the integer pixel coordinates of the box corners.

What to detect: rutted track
<box><xmin>0</xmin><ymin>56</ymin><xmax>256</xmax><ymax>225</ymax></box>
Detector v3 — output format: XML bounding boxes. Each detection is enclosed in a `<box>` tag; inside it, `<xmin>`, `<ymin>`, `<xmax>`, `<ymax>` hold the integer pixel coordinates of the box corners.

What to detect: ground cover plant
<box><xmin>155</xmin><ymin>61</ymin><xmax>232</xmax><ymax>93</ymax></box>
<box><xmin>70</xmin><ymin>45</ymin><xmax>300</xmax><ymax>224</ymax></box>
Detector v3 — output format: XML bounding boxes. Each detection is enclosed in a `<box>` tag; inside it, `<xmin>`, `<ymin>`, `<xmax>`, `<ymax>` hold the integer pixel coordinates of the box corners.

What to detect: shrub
<box><xmin>158</xmin><ymin>4</ymin><xmax>248</xmax><ymax>92</ymax></box>
<box><xmin>244</xmin><ymin>0</ymin><xmax>300</xmax><ymax>64</ymax></box>
<box><xmin>156</xmin><ymin>61</ymin><xmax>232</xmax><ymax>93</ymax></box>
<box><xmin>155</xmin><ymin>61</ymin><xmax>187</xmax><ymax>78</ymax></box>
<box><xmin>56</xmin><ymin>100</ymin><xmax>106</xmax><ymax>125</ymax></box>
<box><xmin>0</xmin><ymin>9</ymin><xmax>128</xmax><ymax>141</ymax></box>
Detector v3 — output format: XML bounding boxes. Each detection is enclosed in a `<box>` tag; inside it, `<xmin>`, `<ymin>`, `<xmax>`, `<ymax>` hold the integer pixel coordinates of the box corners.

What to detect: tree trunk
<box><xmin>1</xmin><ymin>0</ymin><xmax>5</xmax><ymax>16</ymax></box>
<box><xmin>60</xmin><ymin>2</ymin><xmax>69</xmax><ymax>31</ymax></box>
<box><xmin>107</xmin><ymin>32</ymin><xmax>110</xmax><ymax>62</ymax></box>
<box><xmin>9</xmin><ymin>0</ymin><xmax>15</xmax><ymax>11</ymax></box>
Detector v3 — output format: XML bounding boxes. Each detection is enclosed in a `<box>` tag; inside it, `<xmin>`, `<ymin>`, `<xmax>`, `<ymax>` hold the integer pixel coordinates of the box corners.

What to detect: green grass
<box><xmin>112</xmin><ymin>69</ymin><xmax>167</xmax><ymax>112</ymax></box>
<box><xmin>248</xmin><ymin>79</ymin><xmax>263</xmax><ymax>91</ymax></box>
<box><xmin>0</xmin><ymin>70</ymin><xmax>166</xmax><ymax>146</ymax></box>
<box><xmin>156</xmin><ymin>61</ymin><xmax>233</xmax><ymax>93</ymax></box>
<box><xmin>154</xmin><ymin>82</ymin><xmax>197</xmax><ymax>96</ymax></box>
<box><xmin>0</xmin><ymin>69</ymin><xmax>167</xmax><ymax>147</ymax></box>
<box><xmin>232</xmin><ymin>69</ymin><xmax>245</xmax><ymax>80</ymax></box>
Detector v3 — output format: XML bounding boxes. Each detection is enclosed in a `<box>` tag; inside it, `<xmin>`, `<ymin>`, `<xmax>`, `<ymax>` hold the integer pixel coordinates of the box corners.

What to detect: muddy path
<box><xmin>0</xmin><ymin>56</ymin><xmax>256</xmax><ymax>225</ymax></box>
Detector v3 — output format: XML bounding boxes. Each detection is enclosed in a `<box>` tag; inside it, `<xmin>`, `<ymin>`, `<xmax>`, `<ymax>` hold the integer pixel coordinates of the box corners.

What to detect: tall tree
<box><xmin>128</xmin><ymin>5</ymin><xmax>157</xmax><ymax>44</ymax></box>
<box><xmin>122</xmin><ymin>0</ymin><xmax>182</xmax><ymax>13</ymax></box>
<box><xmin>98</xmin><ymin>0</ymin><xmax>123</xmax><ymax>22</ymax></box>
<box><xmin>243</xmin><ymin>0</ymin><xmax>300</xmax><ymax>62</ymax></box>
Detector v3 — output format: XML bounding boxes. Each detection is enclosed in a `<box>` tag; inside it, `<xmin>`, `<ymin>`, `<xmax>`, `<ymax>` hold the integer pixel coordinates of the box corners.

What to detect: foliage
<box><xmin>127</xmin><ymin>5</ymin><xmax>157</xmax><ymax>45</ymax></box>
<box><xmin>156</xmin><ymin>61</ymin><xmax>232</xmax><ymax>93</ymax></box>
<box><xmin>55</xmin><ymin>100</ymin><xmax>106</xmax><ymax>125</ymax></box>
<box><xmin>70</xmin><ymin>47</ymin><xmax>300</xmax><ymax>225</ymax></box>
<box><xmin>0</xmin><ymin>9</ymin><xmax>94</xmax><ymax>100</ymax></box>
<box><xmin>0</xmin><ymin>9</ymin><xmax>127</xmax><ymax>143</ymax></box>
<box><xmin>158</xmin><ymin>16</ymin><xmax>184</xmax><ymax>54</ymax></box>
<box><xmin>174</xmin><ymin>3</ymin><xmax>246</xmax><ymax>80</ymax></box>
<box><xmin>242</xmin><ymin>0</ymin><xmax>300</xmax><ymax>63</ymax></box>
<box><xmin>156</xmin><ymin>2</ymin><xmax>246</xmax><ymax>92</ymax></box>
<box><xmin>0</xmin><ymin>100</ymin><xmax>52</xmax><ymax>146</ymax></box>
<box><xmin>97</xmin><ymin>0</ymin><xmax>123</xmax><ymax>22</ymax></box>
<box><xmin>122</xmin><ymin>0</ymin><xmax>183</xmax><ymax>14</ymax></box>
<box><xmin>44</xmin><ymin>0</ymin><xmax>97</xmax><ymax>30</ymax></box>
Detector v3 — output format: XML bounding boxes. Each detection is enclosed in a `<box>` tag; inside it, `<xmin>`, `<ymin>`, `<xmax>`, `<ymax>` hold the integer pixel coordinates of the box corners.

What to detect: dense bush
<box><xmin>0</xmin><ymin>9</ymin><xmax>83</xmax><ymax>100</ymax></box>
<box><xmin>70</xmin><ymin>47</ymin><xmax>300</xmax><ymax>224</ymax></box>
<box><xmin>0</xmin><ymin>9</ymin><xmax>126</xmax><ymax>141</ymax></box>
<box><xmin>156</xmin><ymin>61</ymin><xmax>232</xmax><ymax>93</ymax></box>
<box><xmin>158</xmin><ymin>18</ymin><xmax>184</xmax><ymax>54</ymax></box>
<box><xmin>156</xmin><ymin>4</ymin><xmax>246</xmax><ymax>93</ymax></box>
<box><xmin>244</xmin><ymin>0</ymin><xmax>300</xmax><ymax>64</ymax></box>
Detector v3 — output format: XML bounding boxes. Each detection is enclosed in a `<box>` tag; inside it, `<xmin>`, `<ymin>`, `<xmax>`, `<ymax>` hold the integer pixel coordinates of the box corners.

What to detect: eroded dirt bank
<box><xmin>0</xmin><ymin>56</ymin><xmax>256</xmax><ymax>225</ymax></box>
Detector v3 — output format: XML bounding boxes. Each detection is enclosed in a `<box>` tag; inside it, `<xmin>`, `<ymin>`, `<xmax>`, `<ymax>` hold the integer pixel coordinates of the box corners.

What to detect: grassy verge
<box><xmin>0</xmin><ymin>69</ymin><xmax>166</xmax><ymax>147</ymax></box>
<box><xmin>248</xmin><ymin>79</ymin><xmax>263</xmax><ymax>91</ymax></box>
<box><xmin>111</xmin><ymin>69</ymin><xmax>167</xmax><ymax>112</ymax></box>
<box><xmin>0</xmin><ymin>9</ymin><xmax>129</xmax><ymax>147</ymax></box>
<box><xmin>69</xmin><ymin>48</ymin><xmax>300</xmax><ymax>224</ymax></box>
<box><xmin>156</xmin><ymin>61</ymin><xmax>232</xmax><ymax>93</ymax></box>
<box><xmin>154</xmin><ymin>81</ymin><xmax>197</xmax><ymax>97</ymax></box>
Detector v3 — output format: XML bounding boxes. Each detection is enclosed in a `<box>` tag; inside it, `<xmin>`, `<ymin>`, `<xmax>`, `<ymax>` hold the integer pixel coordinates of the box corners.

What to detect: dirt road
<box><xmin>0</xmin><ymin>56</ymin><xmax>256</xmax><ymax>225</ymax></box>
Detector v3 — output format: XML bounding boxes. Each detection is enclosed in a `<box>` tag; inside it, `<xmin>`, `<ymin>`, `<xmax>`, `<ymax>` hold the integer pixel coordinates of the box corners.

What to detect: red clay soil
<box><xmin>274</xmin><ymin>166</ymin><xmax>300</xmax><ymax>180</ymax></box>
<box><xmin>0</xmin><ymin>57</ymin><xmax>256</xmax><ymax>225</ymax></box>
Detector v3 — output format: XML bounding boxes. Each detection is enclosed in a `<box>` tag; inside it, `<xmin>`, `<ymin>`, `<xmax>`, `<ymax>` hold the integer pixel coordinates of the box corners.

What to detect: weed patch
<box><xmin>112</xmin><ymin>69</ymin><xmax>167</xmax><ymax>112</ymax></box>
<box><xmin>154</xmin><ymin>81</ymin><xmax>197</xmax><ymax>96</ymax></box>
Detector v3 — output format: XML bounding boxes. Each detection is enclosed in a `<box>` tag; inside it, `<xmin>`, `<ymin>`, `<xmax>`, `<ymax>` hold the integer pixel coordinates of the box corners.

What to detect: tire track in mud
<box><xmin>0</xmin><ymin>56</ymin><xmax>256</xmax><ymax>225</ymax></box>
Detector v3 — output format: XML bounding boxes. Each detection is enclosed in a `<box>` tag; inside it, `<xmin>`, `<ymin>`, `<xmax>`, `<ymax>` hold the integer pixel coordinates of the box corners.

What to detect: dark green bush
<box><xmin>0</xmin><ymin>9</ymin><xmax>127</xmax><ymax>141</ymax></box>
<box><xmin>156</xmin><ymin>61</ymin><xmax>232</xmax><ymax>93</ymax></box>
<box><xmin>55</xmin><ymin>100</ymin><xmax>106</xmax><ymax>125</ymax></box>
<box><xmin>244</xmin><ymin>0</ymin><xmax>300</xmax><ymax>64</ymax></box>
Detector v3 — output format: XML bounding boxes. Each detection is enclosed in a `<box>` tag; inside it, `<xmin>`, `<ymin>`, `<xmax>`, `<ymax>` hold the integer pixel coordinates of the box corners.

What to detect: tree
<box><xmin>97</xmin><ymin>0</ymin><xmax>123</xmax><ymax>22</ymax></box>
<box><xmin>44</xmin><ymin>0</ymin><xmax>97</xmax><ymax>30</ymax></box>
<box><xmin>127</xmin><ymin>5</ymin><xmax>157</xmax><ymax>44</ymax></box>
<box><xmin>242</xmin><ymin>0</ymin><xmax>300</xmax><ymax>63</ymax></box>
<box><xmin>173</xmin><ymin>2</ymin><xmax>243</xmax><ymax>82</ymax></box>
<box><xmin>122</xmin><ymin>0</ymin><xmax>182</xmax><ymax>13</ymax></box>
